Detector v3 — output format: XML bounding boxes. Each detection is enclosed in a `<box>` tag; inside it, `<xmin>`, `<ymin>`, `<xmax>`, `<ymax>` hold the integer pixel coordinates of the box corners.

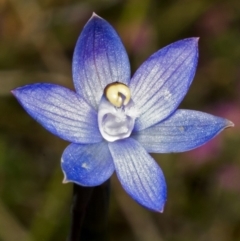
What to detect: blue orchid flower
<box><xmin>12</xmin><ymin>13</ymin><xmax>233</xmax><ymax>212</ymax></box>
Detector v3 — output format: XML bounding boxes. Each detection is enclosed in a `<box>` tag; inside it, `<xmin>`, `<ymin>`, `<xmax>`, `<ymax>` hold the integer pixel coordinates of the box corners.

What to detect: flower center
<box><xmin>98</xmin><ymin>82</ymin><xmax>138</xmax><ymax>142</ymax></box>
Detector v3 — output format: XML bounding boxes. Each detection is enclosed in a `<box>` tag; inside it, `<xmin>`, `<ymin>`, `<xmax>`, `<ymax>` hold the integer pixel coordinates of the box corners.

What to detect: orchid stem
<box><xmin>67</xmin><ymin>180</ymin><xmax>110</xmax><ymax>241</ymax></box>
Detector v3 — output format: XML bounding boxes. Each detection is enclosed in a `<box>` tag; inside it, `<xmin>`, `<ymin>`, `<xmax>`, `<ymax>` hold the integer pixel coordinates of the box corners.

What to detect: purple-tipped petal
<box><xmin>130</xmin><ymin>38</ymin><xmax>199</xmax><ymax>131</ymax></box>
<box><xmin>12</xmin><ymin>83</ymin><xmax>102</xmax><ymax>144</ymax></box>
<box><xmin>61</xmin><ymin>142</ymin><xmax>114</xmax><ymax>186</ymax></box>
<box><xmin>73</xmin><ymin>13</ymin><xmax>131</xmax><ymax>110</ymax></box>
<box><xmin>109</xmin><ymin>138</ymin><xmax>167</xmax><ymax>212</ymax></box>
<box><xmin>132</xmin><ymin>109</ymin><xmax>234</xmax><ymax>153</ymax></box>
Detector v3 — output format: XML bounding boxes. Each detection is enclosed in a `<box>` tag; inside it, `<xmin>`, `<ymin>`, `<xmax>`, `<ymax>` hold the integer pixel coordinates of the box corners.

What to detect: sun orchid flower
<box><xmin>12</xmin><ymin>13</ymin><xmax>233</xmax><ymax>212</ymax></box>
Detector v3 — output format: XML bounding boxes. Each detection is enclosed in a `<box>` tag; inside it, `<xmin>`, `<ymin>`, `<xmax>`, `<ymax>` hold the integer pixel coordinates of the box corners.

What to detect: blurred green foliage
<box><xmin>0</xmin><ymin>0</ymin><xmax>240</xmax><ymax>240</ymax></box>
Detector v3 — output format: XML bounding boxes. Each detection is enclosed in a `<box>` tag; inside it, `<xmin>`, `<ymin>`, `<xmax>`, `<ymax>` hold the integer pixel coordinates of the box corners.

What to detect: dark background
<box><xmin>0</xmin><ymin>0</ymin><xmax>240</xmax><ymax>240</ymax></box>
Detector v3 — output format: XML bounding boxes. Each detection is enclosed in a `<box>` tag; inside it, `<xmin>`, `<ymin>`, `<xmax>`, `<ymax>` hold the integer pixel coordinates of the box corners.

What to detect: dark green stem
<box><xmin>67</xmin><ymin>180</ymin><xmax>110</xmax><ymax>241</ymax></box>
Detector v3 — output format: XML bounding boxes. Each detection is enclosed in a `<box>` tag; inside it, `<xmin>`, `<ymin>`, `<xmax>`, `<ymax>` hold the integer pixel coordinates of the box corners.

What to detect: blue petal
<box><xmin>61</xmin><ymin>142</ymin><xmax>114</xmax><ymax>186</ymax></box>
<box><xmin>132</xmin><ymin>109</ymin><xmax>234</xmax><ymax>153</ymax></box>
<box><xmin>72</xmin><ymin>13</ymin><xmax>131</xmax><ymax>110</ymax></box>
<box><xmin>12</xmin><ymin>83</ymin><xmax>102</xmax><ymax>144</ymax></box>
<box><xmin>108</xmin><ymin>138</ymin><xmax>167</xmax><ymax>212</ymax></box>
<box><xmin>130</xmin><ymin>38</ymin><xmax>199</xmax><ymax>131</ymax></box>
